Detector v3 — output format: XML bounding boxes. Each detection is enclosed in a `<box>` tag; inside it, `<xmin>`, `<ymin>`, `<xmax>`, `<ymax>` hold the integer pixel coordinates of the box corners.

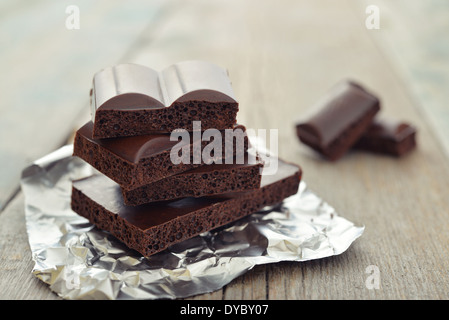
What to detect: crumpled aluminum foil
<box><xmin>21</xmin><ymin>145</ymin><xmax>364</xmax><ymax>300</ymax></box>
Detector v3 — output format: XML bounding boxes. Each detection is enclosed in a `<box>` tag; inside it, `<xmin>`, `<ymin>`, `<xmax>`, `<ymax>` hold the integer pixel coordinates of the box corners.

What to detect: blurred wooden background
<box><xmin>1</xmin><ymin>0</ymin><xmax>449</xmax><ymax>299</ymax></box>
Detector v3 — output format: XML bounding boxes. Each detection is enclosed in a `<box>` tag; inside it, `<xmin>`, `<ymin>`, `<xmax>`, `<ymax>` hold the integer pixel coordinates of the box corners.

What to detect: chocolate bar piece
<box><xmin>122</xmin><ymin>154</ymin><xmax>264</xmax><ymax>206</ymax></box>
<box><xmin>296</xmin><ymin>81</ymin><xmax>380</xmax><ymax>161</ymax></box>
<box><xmin>73</xmin><ymin>122</ymin><xmax>248</xmax><ymax>190</ymax></box>
<box><xmin>71</xmin><ymin>159</ymin><xmax>302</xmax><ymax>257</ymax></box>
<box><xmin>91</xmin><ymin>61</ymin><xmax>239</xmax><ymax>138</ymax></box>
<box><xmin>353</xmin><ymin>119</ymin><xmax>417</xmax><ymax>156</ymax></box>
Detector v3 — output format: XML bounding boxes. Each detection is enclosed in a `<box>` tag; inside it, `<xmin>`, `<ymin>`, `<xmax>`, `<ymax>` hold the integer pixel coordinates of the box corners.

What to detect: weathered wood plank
<box><xmin>222</xmin><ymin>265</ymin><xmax>268</xmax><ymax>300</ymax></box>
<box><xmin>2</xmin><ymin>0</ymin><xmax>449</xmax><ymax>300</ymax></box>
<box><xmin>0</xmin><ymin>193</ymin><xmax>61</xmax><ymax>299</ymax></box>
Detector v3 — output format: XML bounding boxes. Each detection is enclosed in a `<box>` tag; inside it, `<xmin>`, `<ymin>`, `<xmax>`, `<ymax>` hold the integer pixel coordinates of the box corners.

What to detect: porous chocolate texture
<box><xmin>121</xmin><ymin>153</ymin><xmax>264</xmax><ymax>206</ymax></box>
<box><xmin>353</xmin><ymin>119</ymin><xmax>417</xmax><ymax>156</ymax></box>
<box><xmin>71</xmin><ymin>159</ymin><xmax>302</xmax><ymax>257</ymax></box>
<box><xmin>296</xmin><ymin>80</ymin><xmax>380</xmax><ymax>161</ymax></box>
<box><xmin>91</xmin><ymin>61</ymin><xmax>239</xmax><ymax>138</ymax></box>
<box><xmin>73</xmin><ymin>121</ymin><xmax>249</xmax><ymax>190</ymax></box>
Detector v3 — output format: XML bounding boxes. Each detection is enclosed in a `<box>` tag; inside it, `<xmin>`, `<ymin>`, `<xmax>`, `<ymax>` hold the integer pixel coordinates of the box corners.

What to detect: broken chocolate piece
<box><xmin>73</xmin><ymin>121</ymin><xmax>248</xmax><ymax>190</ymax></box>
<box><xmin>122</xmin><ymin>154</ymin><xmax>264</xmax><ymax>206</ymax></box>
<box><xmin>296</xmin><ymin>81</ymin><xmax>380</xmax><ymax>161</ymax></box>
<box><xmin>353</xmin><ymin>119</ymin><xmax>417</xmax><ymax>156</ymax></box>
<box><xmin>91</xmin><ymin>61</ymin><xmax>239</xmax><ymax>138</ymax></box>
<box><xmin>71</xmin><ymin>159</ymin><xmax>302</xmax><ymax>257</ymax></box>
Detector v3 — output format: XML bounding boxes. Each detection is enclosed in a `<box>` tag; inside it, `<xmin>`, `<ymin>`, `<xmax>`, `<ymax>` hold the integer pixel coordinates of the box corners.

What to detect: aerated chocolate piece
<box><xmin>73</xmin><ymin>122</ymin><xmax>248</xmax><ymax>190</ymax></box>
<box><xmin>122</xmin><ymin>153</ymin><xmax>264</xmax><ymax>206</ymax></box>
<box><xmin>91</xmin><ymin>61</ymin><xmax>239</xmax><ymax>138</ymax></box>
<box><xmin>71</xmin><ymin>159</ymin><xmax>302</xmax><ymax>257</ymax></box>
<box><xmin>296</xmin><ymin>81</ymin><xmax>380</xmax><ymax>161</ymax></box>
<box><xmin>353</xmin><ymin>119</ymin><xmax>417</xmax><ymax>156</ymax></box>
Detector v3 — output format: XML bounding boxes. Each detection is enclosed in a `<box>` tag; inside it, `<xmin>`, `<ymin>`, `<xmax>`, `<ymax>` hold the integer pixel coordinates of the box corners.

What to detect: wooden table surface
<box><xmin>1</xmin><ymin>0</ymin><xmax>449</xmax><ymax>300</ymax></box>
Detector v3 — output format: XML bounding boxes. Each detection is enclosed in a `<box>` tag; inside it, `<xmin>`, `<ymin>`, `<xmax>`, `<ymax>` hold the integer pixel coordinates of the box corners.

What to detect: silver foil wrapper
<box><xmin>21</xmin><ymin>145</ymin><xmax>364</xmax><ymax>300</ymax></box>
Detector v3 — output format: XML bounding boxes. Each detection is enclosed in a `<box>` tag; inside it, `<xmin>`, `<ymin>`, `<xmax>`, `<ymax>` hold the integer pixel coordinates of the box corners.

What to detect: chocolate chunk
<box><xmin>296</xmin><ymin>81</ymin><xmax>380</xmax><ymax>161</ymax></box>
<box><xmin>91</xmin><ymin>61</ymin><xmax>239</xmax><ymax>138</ymax></box>
<box><xmin>73</xmin><ymin>122</ymin><xmax>249</xmax><ymax>190</ymax></box>
<box><xmin>70</xmin><ymin>159</ymin><xmax>302</xmax><ymax>257</ymax></box>
<box><xmin>353</xmin><ymin>119</ymin><xmax>417</xmax><ymax>156</ymax></box>
<box><xmin>122</xmin><ymin>153</ymin><xmax>264</xmax><ymax>206</ymax></box>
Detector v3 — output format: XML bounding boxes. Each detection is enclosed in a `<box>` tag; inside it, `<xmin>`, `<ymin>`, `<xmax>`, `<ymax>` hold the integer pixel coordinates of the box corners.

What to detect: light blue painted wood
<box><xmin>0</xmin><ymin>0</ymin><xmax>166</xmax><ymax>209</ymax></box>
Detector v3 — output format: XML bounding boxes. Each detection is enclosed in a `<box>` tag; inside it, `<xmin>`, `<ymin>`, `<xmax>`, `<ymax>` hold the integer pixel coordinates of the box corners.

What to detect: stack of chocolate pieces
<box><xmin>295</xmin><ymin>80</ymin><xmax>417</xmax><ymax>161</ymax></box>
<box><xmin>71</xmin><ymin>61</ymin><xmax>302</xmax><ymax>258</ymax></box>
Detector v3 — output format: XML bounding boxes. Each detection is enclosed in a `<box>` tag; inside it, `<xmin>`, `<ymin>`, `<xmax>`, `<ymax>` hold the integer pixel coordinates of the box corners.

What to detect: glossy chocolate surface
<box><xmin>76</xmin><ymin>121</ymin><xmax>247</xmax><ymax>164</ymax></box>
<box><xmin>77</xmin><ymin>122</ymin><xmax>179</xmax><ymax>163</ymax></box>
<box><xmin>297</xmin><ymin>81</ymin><xmax>380</xmax><ymax>149</ymax></box>
<box><xmin>91</xmin><ymin>61</ymin><xmax>237</xmax><ymax>119</ymax></box>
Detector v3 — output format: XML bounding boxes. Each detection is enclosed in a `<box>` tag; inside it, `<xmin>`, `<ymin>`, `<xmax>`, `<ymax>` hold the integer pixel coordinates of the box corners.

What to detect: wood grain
<box><xmin>0</xmin><ymin>193</ymin><xmax>61</xmax><ymax>299</ymax></box>
<box><xmin>1</xmin><ymin>0</ymin><xmax>449</xmax><ymax>300</ymax></box>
